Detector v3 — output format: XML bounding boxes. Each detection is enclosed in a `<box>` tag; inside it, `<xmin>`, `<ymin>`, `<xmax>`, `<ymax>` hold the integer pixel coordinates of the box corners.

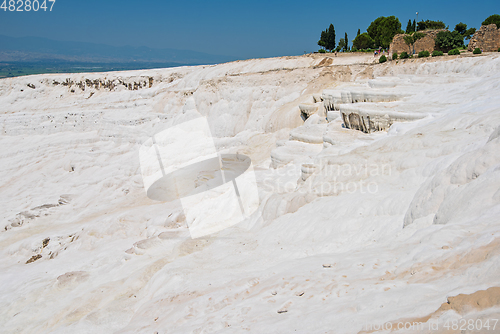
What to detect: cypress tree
<box><xmin>406</xmin><ymin>19</ymin><xmax>413</xmax><ymax>33</ymax></box>
<box><xmin>412</xmin><ymin>19</ymin><xmax>416</xmax><ymax>32</ymax></box>
<box><xmin>327</xmin><ymin>24</ymin><xmax>336</xmax><ymax>51</ymax></box>
<box><xmin>344</xmin><ymin>32</ymin><xmax>348</xmax><ymax>51</ymax></box>
<box><xmin>357</xmin><ymin>29</ymin><xmax>360</xmax><ymax>37</ymax></box>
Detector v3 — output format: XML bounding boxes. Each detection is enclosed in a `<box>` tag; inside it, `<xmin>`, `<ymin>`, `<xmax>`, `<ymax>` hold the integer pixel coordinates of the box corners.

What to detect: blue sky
<box><xmin>0</xmin><ymin>0</ymin><xmax>498</xmax><ymax>59</ymax></box>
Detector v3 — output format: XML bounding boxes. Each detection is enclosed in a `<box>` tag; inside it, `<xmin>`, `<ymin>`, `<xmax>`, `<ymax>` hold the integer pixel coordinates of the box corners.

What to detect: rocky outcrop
<box><xmin>390</xmin><ymin>30</ymin><xmax>446</xmax><ymax>55</ymax></box>
<box><xmin>322</xmin><ymin>90</ymin><xmax>341</xmax><ymax>112</ymax></box>
<box><xmin>468</xmin><ymin>24</ymin><xmax>500</xmax><ymax>52</ymax></box>
<box><xmin>298</xmin><ymin>103</ymin><xmax>318</xmax><ymax>120</ymax></box>
<box><xmin>322</xmin><ymin>77</ymin><xmax>423</xmax><ymax>134</ymax></box>
<box><xmin>322</xmin><ymin>89</ymin><xmax>408</xmax><ymax>113</ymax></box>
<box><xmin>56</xmin><ymin>76</ymin><xmax>155</xmax><ymax>92</ymax></box>
<box><xmin>22</xmin><ymin>75</ymin><xmax>158</xmax><ymax>94</ymax></box>
<box><xmin>339</xmin><ymin>105</ymin><xmax>425</xmax><ymax>133</ymax></box>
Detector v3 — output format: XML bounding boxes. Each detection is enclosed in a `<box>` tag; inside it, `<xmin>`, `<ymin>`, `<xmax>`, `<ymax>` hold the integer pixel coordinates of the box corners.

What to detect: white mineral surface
<box><xmin>1</xmin><ymin>53</ymin><xmax>500</xmax><ymax>333</ymax></box>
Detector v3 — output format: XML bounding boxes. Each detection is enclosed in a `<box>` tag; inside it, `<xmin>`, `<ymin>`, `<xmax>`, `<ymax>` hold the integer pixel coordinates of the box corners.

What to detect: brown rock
<box><xmin>26</xmin><ymin>254</ymin><xmax>42</xmax><ymax>264</ymax></box>
<box><xmin>468</xmin><ymin>24</ymin><xmax>500</xmax><ymax>52</ymax></box>
<box><xmin>438</xmin><ymin>286</ymin><xmax>500</xmax><ymax>314</ymax></box>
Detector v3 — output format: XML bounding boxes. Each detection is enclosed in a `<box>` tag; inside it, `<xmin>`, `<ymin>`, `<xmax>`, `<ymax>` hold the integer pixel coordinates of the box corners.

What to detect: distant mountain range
<box><xmin>0</xmin><ymin>35</ymin><xmax>237</xmax><ymax>65</ymax></box>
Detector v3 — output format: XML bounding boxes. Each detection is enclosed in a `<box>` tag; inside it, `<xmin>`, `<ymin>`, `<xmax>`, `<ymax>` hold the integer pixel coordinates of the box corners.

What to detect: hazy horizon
<box><xmin>0</xmin><ymin>34</ymin><xmax>238</xmax><ymax>64</ymax></box>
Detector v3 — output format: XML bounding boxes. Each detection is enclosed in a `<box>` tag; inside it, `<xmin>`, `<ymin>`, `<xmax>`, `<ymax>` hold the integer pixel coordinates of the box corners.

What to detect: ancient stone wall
<box><xmin>468</xmin><ymin>24</ymin><xmax>500</xmax><ymax>52</ymax></box>
<box><xmin>390</xmin><ymin>30</ymin><xmax>446</xmax><ymax>55</ymax></box>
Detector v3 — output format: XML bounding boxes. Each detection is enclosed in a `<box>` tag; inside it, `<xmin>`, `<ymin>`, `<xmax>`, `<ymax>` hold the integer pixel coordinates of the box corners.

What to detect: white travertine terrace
<box><xmin>339</xmin><ymin>104</ymin><xmax>426</xmax><ymax>133</ymax></box>
<box><xmin>1</xmin><ymin>53</ymin><xmax>500</xmax><ymax>333</ymax></box>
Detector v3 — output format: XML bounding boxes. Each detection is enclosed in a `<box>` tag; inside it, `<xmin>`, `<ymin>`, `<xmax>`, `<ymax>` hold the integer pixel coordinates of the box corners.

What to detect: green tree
<box><xmin>337</xmin><ymin>38</ymin><xmax>345</xmax><ymax>52</ymax></box>
<box><xmin>318</xmin><ymin>30</ymin><xmax>327</xmax><ymax>49</ymax></box>
<box><xmin>417</xmin><ymin>20</ymin><xmax>446</xmax><ymax>31</ymax></box>
<box><xmin>318</xmin><ymin>24</ymin><xmax>336</xmax><ymax>51</ymax></box>
<box><xmin>326</xmin><ymin>24</ymin><xmax>336</xmax><ymax>51</ymax></box>
<box><xmin>482</xmin><ymin>14</ymin><xmax>500</xmax><ymax>29</ymax></box>
<box><xmin>367</xmin><ymin>16</ymin><xmax>404</xmax><ymax>49</ymax></box>
<box><xmin>344</xmin><ymin>32</ymin><xmax>349</xmax><ymax>51</ymax></box>
<box><xmin>403</xmin><ymin>31</ymin><xmax>425</xmax><ymax>54</ymax></box>
<box><xmin>465</xmin><ymin>28</ymin><xmax>476</xmax><ymax>40</ymax></box>
<box><xmin>454</xmin><ymin>22</ymin><xmax>467</xmax><ymax>35</ymax></box>
<box><xmin>406</xmin><ymin>19</ymin><xmax>413</xmax><ymax>34</ymax></box>
<box><xmin>412</xmin><ymin>19</ymin><xmax>416</xmax><ymax>32</ymax></box>
<box><xmin>357</xmin><ymin>29</ymin><xmax>360</xmax><ymax>37</ymax></box>
<box><xmin>454</xmin><ymin>22</ymin><xmax>476</xmax><ymax>41</ymax></box>
<box><xmin>367</xmin><ymin>16</ymin><xmax>384</xmax><ymax>40</ymax></box>
<box><xmin>352</xmin><ymin>33</ymin><xmax>375</xmax><ymax>50</ymax></box>
<box><xmin>435</xmin><ymin>31</ymin><xmax>464</xmax><ymax>51</ymax></box>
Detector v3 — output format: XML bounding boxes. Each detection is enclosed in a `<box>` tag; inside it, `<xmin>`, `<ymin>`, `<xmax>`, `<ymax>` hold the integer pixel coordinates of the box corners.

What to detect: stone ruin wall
<box><xmin>389</xmin><ymin>30</ymin><xmax>446</xmax><ymax>55</ymax></box>
<box><xmin>468</xmin><ymin>24</ymin><xmax>500</xmax><ymax>52</ymax></box>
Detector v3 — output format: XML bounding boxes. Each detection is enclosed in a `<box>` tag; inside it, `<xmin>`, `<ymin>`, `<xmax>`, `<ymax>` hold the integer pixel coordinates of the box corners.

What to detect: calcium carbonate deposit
<box><xmin>1</xmin><ymin>53</ymin><xmax>499</xmax><ymax>333</ymax></box>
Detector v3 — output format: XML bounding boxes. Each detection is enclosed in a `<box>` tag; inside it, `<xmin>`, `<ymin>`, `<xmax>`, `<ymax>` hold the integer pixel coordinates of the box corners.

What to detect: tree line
<box><xmin>317</xmin><ymin>14</ymin><xmax>500</xmax><ymax>53</ymax></box>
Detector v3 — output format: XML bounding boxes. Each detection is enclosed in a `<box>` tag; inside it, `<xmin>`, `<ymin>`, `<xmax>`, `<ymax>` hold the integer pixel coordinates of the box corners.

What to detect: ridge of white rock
<box><xmin>1</xmin><ymin>53</ymin><xmax>500</xmax><ymax>333</ymax></box>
